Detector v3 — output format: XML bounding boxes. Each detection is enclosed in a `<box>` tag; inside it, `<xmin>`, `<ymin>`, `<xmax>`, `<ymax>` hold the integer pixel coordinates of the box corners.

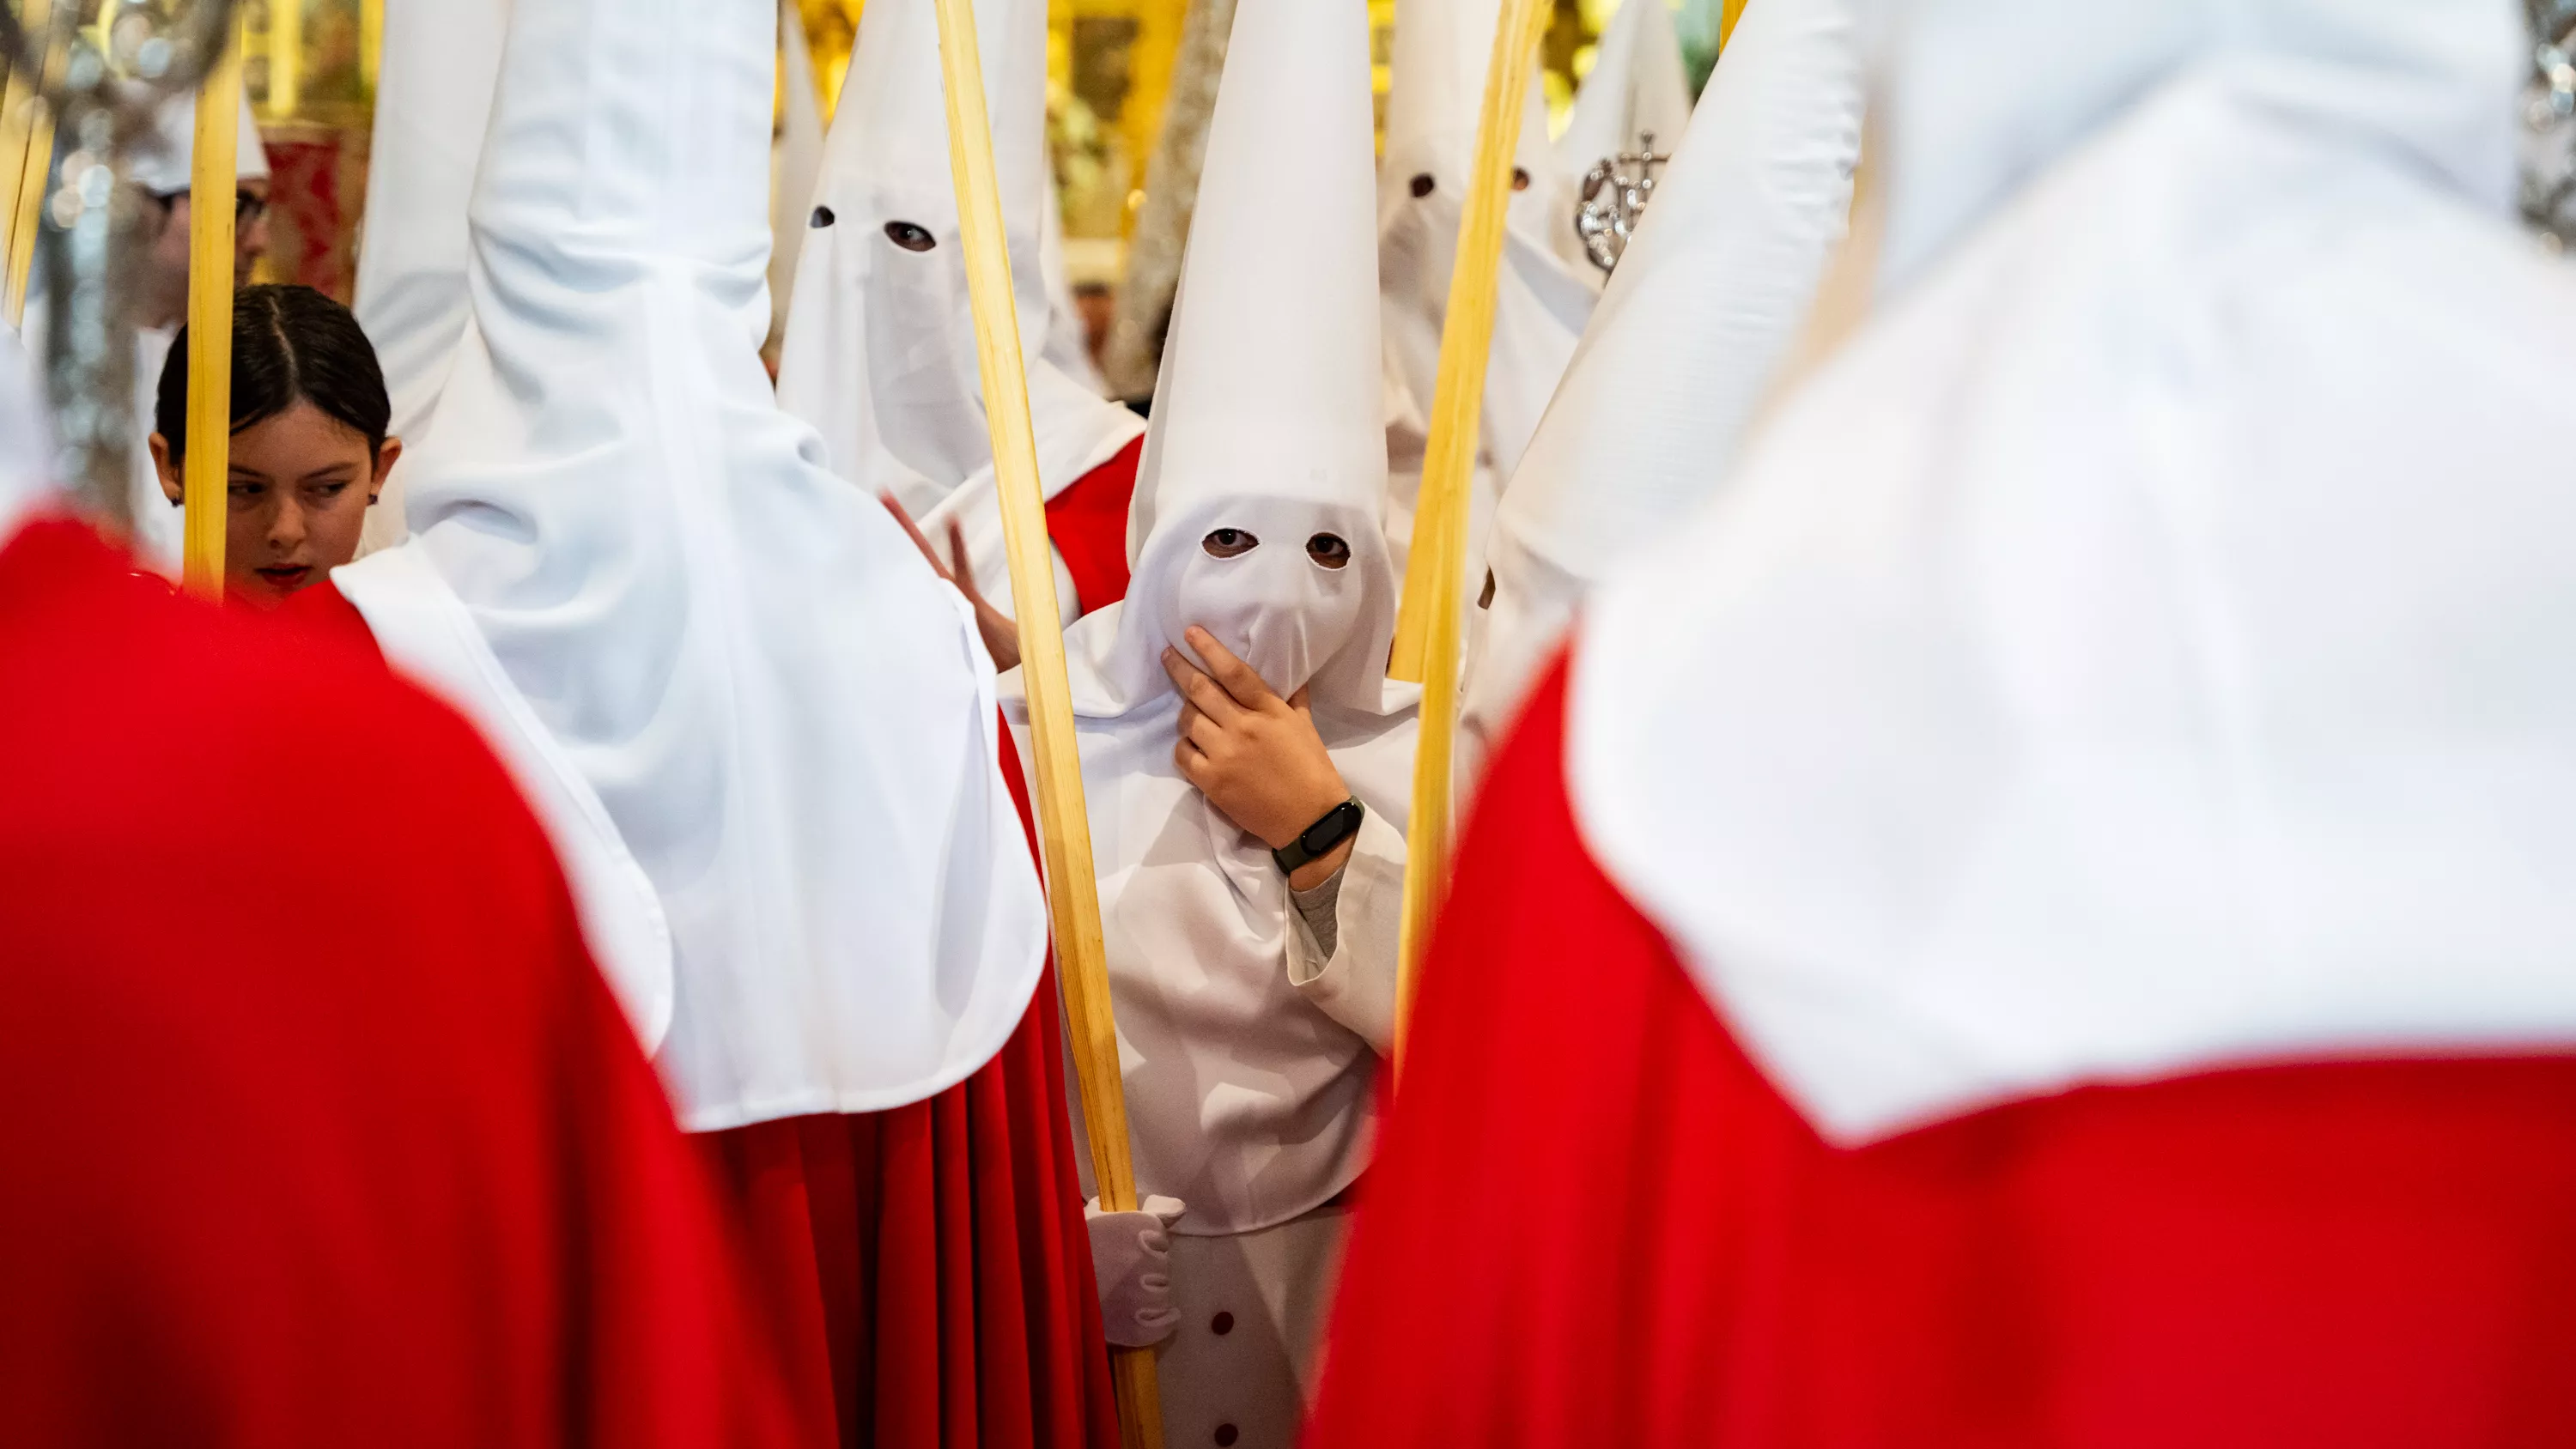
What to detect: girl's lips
<box><xmin>254</xmin><ymin>566</ymin><xmax>312</xmax><ymax>588</ymax></box>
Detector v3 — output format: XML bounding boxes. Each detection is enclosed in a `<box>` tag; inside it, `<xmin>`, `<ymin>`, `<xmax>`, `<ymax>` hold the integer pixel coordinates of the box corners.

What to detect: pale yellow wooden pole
<box><xmin>181</xmin><ymin>18</ymin><xmax>244</xmax><ymax>602</ymax></box>
<box><xmin>0</xmin><ymin>18</ymin><xmax>71</xmax><ymax>330</ymax></box>
<box><xmin>1388</xmin><ymin>0</ymin><xmax>1552</xmax><ymax>1058</ymax></box>
<box><xmin>268</xmin><ymin>0</ymin><xmax>302</xmax><ymax>120</ymax></box>
<box><xmin>926</xmin><ymin>1</ymin><xmax>1163</xmax><ymax>1446</ymax></box>
<box><xmin>1722</xmin><ymin>0</ymin><xmax>1752</xmax><ymax>47</ymax></box>
<box><xmin>1385</xmin><ymin>0</ymin><xmax>1552</xmax><ymax>684</ymax></box>
<box><xmin>0</xmin><ymin>54</ymin><xmax>37</xmax><ymax>329</ymax></box>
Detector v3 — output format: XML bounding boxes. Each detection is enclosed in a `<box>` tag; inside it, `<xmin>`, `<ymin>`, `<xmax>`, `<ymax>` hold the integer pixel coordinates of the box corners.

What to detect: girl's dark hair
<box><xmin>155</xmin><ymin>283</ymin><xmax>390</xmax><ymax>462</ymax></box>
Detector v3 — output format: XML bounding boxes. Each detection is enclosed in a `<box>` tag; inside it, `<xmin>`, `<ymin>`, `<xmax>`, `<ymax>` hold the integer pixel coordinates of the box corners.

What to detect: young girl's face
<box><xmin>155</xmin><ymin>399</ymin><xmax>400</xmax><ymax>609</ymax></box>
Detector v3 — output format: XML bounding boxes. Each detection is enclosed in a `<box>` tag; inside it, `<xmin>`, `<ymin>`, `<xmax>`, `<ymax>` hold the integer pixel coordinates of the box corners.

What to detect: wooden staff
<box><xmin>1388</xmin><ymin>0</ymin><xmax>1552</xmax><ymax>1055</ymax></box>
<box><xmin>925</xmin><ymin>2</ymin><xmax>1163</xmax><ymax>1446</ymax></box>
<box><xmin>0</xmin><ymin>13</ymin><xmax>70</xmax><ymax>330</ymax></box>
<box><xmin>1386</xmin><ymin>0</ymin><xmax>1551</xmax><ymax>682</ymax></box>
<box><xmin>181</xmin><ymin>21</ymin><xmax>243</xmax><ymax>601</ymax></box>
<box><xmin>267</xmin><ymin>0</ymin><xmax>301</xmax><ymax>121</ymax></box>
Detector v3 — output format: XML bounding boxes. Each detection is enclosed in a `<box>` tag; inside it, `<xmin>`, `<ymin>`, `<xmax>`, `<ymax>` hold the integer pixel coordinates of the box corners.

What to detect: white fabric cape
<box><xmin>337</xmin><ymin>0</ymin><xmax>1048</xmax><ymax>1129</ymax></box>
<box><xmin>350</xmin><ymin>0</ymin><xmax>512</xmax><ymax>556</ymax></box>
<box><xmin>1464</xmin><ymin>0</ymin><xmax>1862</xmax><ymax>773</ymax></box>
<box><xmin>1572</xmin><ymin>0</ymin><xmax>2576</xmax><ymax>1145</ymax></box>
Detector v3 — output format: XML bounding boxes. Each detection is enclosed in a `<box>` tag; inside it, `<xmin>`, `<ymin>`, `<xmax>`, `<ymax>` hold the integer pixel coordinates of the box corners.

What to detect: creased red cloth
<box><xmin>700</xmin><ymin>930</ymin><xmax>1119</xmax><ymax>1449</ymax></box>
<box><xmin>298</xmin><ymin>470</ymin><xmax>1128</xmax><ymax>1449</ymax></box>
<box><xmin>0</xmin><ymin>517</ymin><xmax>801</xmax><ymax>1446</ymax></box>
<box><xmin>1044</xmin><ymin>436</ymin><xmax>1143</xmax><ymax>615</ymax></box>
<box><xmin>1309</xmin><ymin>656</ymin><xmax>2576</xmax><ymax>1448</ymax></box>
<box><xmin>695</xmin><ymin>602</ymin><xmax>1125</xmax><ymax>1447</ymax></box>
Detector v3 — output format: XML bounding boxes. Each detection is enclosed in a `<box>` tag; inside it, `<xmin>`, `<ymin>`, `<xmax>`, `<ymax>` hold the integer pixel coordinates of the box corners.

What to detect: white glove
<box><xmin>1085</xmin><ymin>1194</ymin><xmax>1187</xmax><ymax>1349</ymax></box>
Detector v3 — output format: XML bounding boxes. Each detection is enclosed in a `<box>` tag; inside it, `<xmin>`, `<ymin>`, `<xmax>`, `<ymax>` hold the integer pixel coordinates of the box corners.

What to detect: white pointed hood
<box><xmin>1024</xmin><ymin>0</ymin><xmax>1417</xmax><ymax>1234</ymax></box>
<box><xmin>337</xmin><ymin>0</ymin><xmax>1048</xmax><ymax>1128</ymax></box>
<box><xmin>129</xmin><ymin>88</ymin><xmax>270</xmax><ymax>197</ymax></box>
<box><xmin>1378</xmin><ymin>0</ymin><xmax>1600</xmax><ymax>482</ymax></box>
<box><xmin>1571</xmin><ymin>0</ymin><xmax>2576</xmax><ymax>1145</ymax></box>
<box><xmin>764</xmin><ymin>0</ymin><xmax>826</xmax><ymax>357</ymax></box>
<box><xmin>1069</xmin><ymin>0</ymin><xmax>1397</xmax><ymax>721</ymax></box>
<box><xmin>775</xmin><ymin>0</ymin><xmax>1142</xmax><ymax>615</ymax></box>
<box><xmin>1465</xmin><ymin>0</ymin><xmax>1862</xmax><ymax>764</ymax></box>
<box><xmin>1554</xmin><ymin>0</ymin><xmax>1694</xmax><ymax>205</ymax></box>
<box><xmin>350</xmin><ymin>0</ymin><xmax>512</xmax><ymax>557</ymax></box>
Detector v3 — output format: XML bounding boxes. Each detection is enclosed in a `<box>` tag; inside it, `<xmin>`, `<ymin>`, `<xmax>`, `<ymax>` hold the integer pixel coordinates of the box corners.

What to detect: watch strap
<box><xmin>1273</xmin><ymin>798</ymin><xmax>1365</xmax><ymax>875</ymax></box>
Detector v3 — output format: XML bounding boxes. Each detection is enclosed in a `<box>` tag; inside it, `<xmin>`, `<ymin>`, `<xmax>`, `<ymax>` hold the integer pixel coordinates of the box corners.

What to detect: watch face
<box><xmin>1307</xmin><ymin>802</ymin><xmax>1359</xmax><ymax>850</ymax></box>
<box><xmin>1279</xmin><ymin>800</ymin><xmax>1363</xmax><ymax>870</ymax></box>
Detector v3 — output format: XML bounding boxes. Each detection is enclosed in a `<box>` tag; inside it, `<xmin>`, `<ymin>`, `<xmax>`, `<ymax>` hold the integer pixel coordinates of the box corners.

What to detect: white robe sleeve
<box><xmin>1283</xmin><ymin>808</ymin><xmax>1405</xmax><ymax>1056</ymax></box>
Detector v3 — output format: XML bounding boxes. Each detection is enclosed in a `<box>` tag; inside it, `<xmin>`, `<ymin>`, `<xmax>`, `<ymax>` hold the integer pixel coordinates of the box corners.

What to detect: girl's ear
<box><xmin>369</xmin><ymin>436</ymin><xmax>405</xmax><ymax>504</ymax></box>
<box><xmin>149</xmin><ymin>433</ymin><xmax>183</xmax><ymax>505</ymax></box>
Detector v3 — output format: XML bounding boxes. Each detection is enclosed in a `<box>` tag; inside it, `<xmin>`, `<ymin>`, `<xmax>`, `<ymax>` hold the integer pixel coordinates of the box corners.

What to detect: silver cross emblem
<box><xmin>1573</xmin><ymin>131</ymin><xmax>1673</xmax><ymax>276</ymax></box>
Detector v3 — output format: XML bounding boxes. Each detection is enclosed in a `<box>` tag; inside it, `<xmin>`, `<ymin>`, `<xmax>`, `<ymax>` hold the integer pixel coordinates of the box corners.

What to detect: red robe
<box><xmin>0</xmin><ymin>518</ymin><xmax>801</xmax><ymax>1446</ymax></box>
<box><xmin>1307</xmin><ymin>658</ymin><xmax>2576</xmax><ymax>1448</ymax></box>
<box><xmin>283</xmin><ymin>443</ymin><xmax>1145</xmax><ymax>1449</ymax></box>
<box><xmin>698</xmin><ymin>445</ymin><xmax>1145</xmax><ymax>1449</ymax></box>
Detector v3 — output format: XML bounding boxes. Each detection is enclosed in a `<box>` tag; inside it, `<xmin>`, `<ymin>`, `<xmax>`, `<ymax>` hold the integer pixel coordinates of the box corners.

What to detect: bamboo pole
<box><xmin>0</xmin><ymin>15</ymin><xmax>70</xmax><ymax>330</ymax></box>
<box><xmin>269</xmin><ymin>0</ymin><xmax>302</xmax><ymax>120</ymax></box>
<box><xmin>360</xmin><ymin>0</ymin><xmax>382</xmax><ymax>99</ymax></box>
<box><xmin>926</xmin><ymin>2</ymin><xmax>1162</xmax><ymax>1446</ymax></box>
<box><xmin>1385</xmin><ymin>0</ymin><xmax>1551</xmax><ymax>684</ymax></box>
<box><xmin>0</xmin><ymin>86</ymin><xmax>32</xmax><ymax>329</ymax></box>
<box><xmin>182</xmin><ymin>20</ymin><xmax>244</xmax><ymax>602</ymax></box>
<box><xmin>1388</xmin><ymin>0</ymin><xmax>1552</xmax><ymax>1057</ymax></box>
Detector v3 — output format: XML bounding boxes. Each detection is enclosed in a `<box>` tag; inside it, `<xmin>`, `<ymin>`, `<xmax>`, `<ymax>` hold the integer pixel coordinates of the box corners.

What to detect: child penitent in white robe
<box><xmin>1005</xmin><ymin>0</ymin><xmax>1414</xmax><ymax>1442</ymax></box>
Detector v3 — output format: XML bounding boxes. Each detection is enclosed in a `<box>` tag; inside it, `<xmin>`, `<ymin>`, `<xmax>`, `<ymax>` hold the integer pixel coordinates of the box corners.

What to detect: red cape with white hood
<box><xmin>328</xmin><ymin>0</ymin><xmax>1115</xmax><ymax>1441</ymax></box>
<box><xmin>0</xmin><ymin>332</ymin><xmax>801</xmax><ymax>1443</ymax></box>
<box><xmin>1312</xmin><ymin>0</ymin><xmax>2576</xmax><ymax>1440</ymax></box>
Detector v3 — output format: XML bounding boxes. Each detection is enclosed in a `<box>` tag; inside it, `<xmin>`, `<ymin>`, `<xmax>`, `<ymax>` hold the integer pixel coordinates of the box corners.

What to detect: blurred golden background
<box><xmin>237</xmin><ymin>0</ymin><xmax>1723</xmax><ymax>303</ymax></box>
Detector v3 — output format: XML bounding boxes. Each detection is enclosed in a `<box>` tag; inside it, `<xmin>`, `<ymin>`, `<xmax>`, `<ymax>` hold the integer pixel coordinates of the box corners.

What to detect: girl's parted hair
<box><xmin>155</xmin><ymin>283</ymin><xmax>390</xmax><ymax>461</ymax></box>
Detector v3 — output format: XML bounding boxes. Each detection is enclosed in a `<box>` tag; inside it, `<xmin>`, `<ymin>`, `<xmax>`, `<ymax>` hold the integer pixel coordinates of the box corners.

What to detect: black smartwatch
<box><xmin>1273</xmin><ymin>798</ymin><xmax>1365</xmax><ymax>876</ymax></box>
